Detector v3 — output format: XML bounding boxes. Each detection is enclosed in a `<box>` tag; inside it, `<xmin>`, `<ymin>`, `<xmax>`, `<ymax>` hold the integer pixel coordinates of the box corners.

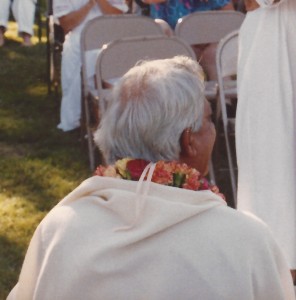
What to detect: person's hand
<box><xmin>244</xmin><ymin>0</ymin><xmax>260</xmax><ymax>11</ymax></box>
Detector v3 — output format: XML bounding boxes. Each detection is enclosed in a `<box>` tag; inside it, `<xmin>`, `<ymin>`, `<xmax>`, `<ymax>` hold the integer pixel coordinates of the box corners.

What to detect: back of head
<box><xmin>94</xmin><ymin>56</ymin><xmax>205</xmax><ymax>164</ymax></box>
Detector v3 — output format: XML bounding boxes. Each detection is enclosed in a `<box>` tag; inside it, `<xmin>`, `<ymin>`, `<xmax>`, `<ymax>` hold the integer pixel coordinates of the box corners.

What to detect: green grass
<box><xmin>0</xmin><ymin>24</ymin><xmax>90</xmax><ymax>299</ymax></box>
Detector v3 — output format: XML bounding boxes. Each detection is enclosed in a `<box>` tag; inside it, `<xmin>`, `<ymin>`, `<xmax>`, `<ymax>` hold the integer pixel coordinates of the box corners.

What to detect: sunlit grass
<box><xmin>4</xmin><ymin>21</ymin><xmax>47</xmax><ymax>45</ymax></box>
<box><xmin>0</xmin><ymin>17</ymin><xmax>90</xmax><ymax>299</ymax></box>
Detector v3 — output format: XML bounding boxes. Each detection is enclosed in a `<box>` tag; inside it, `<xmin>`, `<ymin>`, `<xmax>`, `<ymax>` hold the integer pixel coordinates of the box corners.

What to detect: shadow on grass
<box><xmin>0</xmin><ymin>39</ymin><xmax>92</xmax><ymax>298</ymax></box>
<box><xmin>0</xmin><ymin>235</ymin><xmax>25</xmax><ymax>299</ymax></box>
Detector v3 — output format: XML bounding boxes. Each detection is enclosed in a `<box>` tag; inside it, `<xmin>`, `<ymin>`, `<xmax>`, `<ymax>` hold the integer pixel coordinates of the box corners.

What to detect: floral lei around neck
<box><xmin>94</xmin><ymin>158</ymin><xmax>226</xmax><ymax>201</ymax></box>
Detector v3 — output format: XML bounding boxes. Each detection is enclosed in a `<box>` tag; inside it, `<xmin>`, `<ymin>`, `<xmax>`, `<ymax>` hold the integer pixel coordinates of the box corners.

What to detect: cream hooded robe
<box><xmin>235</xmin><ymin>0</ymin><xmax>296</xmax><ymax>269</ymax></box>
<box><xmin>7</xmin><ymin>176</ymin><xmax>295</xmax><ymax>300</ymax></box>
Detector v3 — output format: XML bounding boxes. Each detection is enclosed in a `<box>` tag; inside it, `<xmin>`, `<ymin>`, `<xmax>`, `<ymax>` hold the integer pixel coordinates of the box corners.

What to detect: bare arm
<box><xmin>244</xmin><ymin>0</ymin><xmax>281</xmax><ymax>11</ymax></box>
<box><xmin>244</xmin><ymin>0</ymin><xmax>260</xmax><ymax>11</ymax></box>
<box><xmin>59</xmin><ymin>0</ymin><xmax>97</xmax><ymax>34</ymax></box>
<box><xmin>95</xmin><ymin>0</ymin><xmax>125</xmax><ymax>14</ymax></box>
<box><xmin>59</xmin><ymin>0</ymin><xmax>124</xmax><ymax>34</ymax></box>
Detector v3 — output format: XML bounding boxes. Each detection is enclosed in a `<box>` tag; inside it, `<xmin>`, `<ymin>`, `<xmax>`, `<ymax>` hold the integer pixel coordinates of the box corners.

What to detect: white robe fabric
<box><xmin>7</xmin><ymin>176</ymin><xmax>295</xmax><ymax>300</ymax></box>
<box><xmin>236</xmin><ymin>0</ymin><xmax>296</xmax><ymax>269</ymax></box>
<box><xmin>0</xmin><ymin>0</ymin><xmax>36</xmax><ymax>35</ymax></box>
<box><xmin>53</xmin><ymin>0</ymin><xmax>128</xmax><ymax>132</ymax></box>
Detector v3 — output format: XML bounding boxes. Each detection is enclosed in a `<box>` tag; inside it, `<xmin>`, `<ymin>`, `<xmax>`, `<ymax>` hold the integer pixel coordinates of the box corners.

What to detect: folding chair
<box><xmin>95</xmin><ymin>35</ymin><xmax>217</xmax><ymax>183</ymax></box>
<box><xmin>216</xmin><ymin>29</ymin><xmax>239</xmax><ymax>207</ymax></box>
<box><xmin>174</xmin><ymin>10</ymin><xmax>245</xmax><ymax>101</ymax></box>
<box><xmin>80</xmin><ymin>14</ymin><xmax>166</xmax><ymax>170</ymax></box>
<box><xmin>95</xmin><ymin>35</ymin><xmax>196</xmax><ymax>113</ymax></box>
<box><xmin>46</xmin><ymin>0</ymin><xmax>64</xmax><ymax>96</ymax></box>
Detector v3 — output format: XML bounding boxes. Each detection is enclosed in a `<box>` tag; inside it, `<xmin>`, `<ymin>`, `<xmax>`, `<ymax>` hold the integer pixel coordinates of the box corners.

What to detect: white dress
<box><xmin>236</xmin><ymin>0</ymin><xmax>296</xmax><ymax>268</ymax></box>
<box><xmin>6</xmin><ymin>176</ymin><xmax>295</xmax><ymax>299</ymax></box>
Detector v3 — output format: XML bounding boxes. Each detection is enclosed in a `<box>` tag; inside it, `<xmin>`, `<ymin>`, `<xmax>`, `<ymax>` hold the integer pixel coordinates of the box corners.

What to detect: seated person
<box><xmin>7</xmin><ymin>56</ymin><xmax>295</xmax><ymax>300</ymax></box>
<box><xmin>143</xmin><ymin>0</ymin><xmax>235</xmax><ymax>80</ymax></box>
<box><xmin>0</xmin><ymin>0</ymin><xmax>36</xmax><ymax>47</ymax></box>
<box><xmin>53</xmin><ymin>0</ymin><xmax>128</xmax><ymax>132</ymax></box>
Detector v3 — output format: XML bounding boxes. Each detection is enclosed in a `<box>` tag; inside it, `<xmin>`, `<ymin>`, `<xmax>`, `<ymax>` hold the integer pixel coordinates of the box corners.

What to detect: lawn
<box><xmin>0</xmin><ymin>21</ymin><xmax>90</xmax><ymax>299</ymax></box>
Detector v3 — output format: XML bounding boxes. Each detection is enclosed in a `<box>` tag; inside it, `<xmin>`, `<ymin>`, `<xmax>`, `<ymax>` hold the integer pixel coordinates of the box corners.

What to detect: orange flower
<box><xmin>152</xmin><ymin>161</ymin><xmax>173</xmax><ymax>185</ymax></box>
<box><xmin>183</xmin><ymin>170</ymin><xmax>201</xmax><ymax>190</ymax></box>
<box><xmin>94</xmin><ymin>158</ymin><xmax>226</xmax><ymax>202</ymax></box>
<box><xmin>94</xmin><ymin>165</ymin><xmax>118</xmax><ymax>178</ymax></box>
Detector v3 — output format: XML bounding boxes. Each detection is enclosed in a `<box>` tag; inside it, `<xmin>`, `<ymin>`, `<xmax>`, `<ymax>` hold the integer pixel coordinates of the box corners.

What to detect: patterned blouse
<box><xmin>150</xmin><ymin>0</ymin><xmax>231</xmax><ymax>28</ymax></box>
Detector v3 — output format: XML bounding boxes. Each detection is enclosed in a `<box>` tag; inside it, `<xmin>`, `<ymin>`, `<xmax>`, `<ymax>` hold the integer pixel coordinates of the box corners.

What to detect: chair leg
<box><xmin>208</xmin><ymin>158</ymin><xmax>216</xmax><ymax>185</ymax></box>
<box><xmin>224</xmin><ymin>125</ymin><xmax>237</xmax><ymax>207</ymax></box>
<box><xmin>82</xmin><ymin>93</ymin><xmax>96</xmax><ymax>171</ymax></box>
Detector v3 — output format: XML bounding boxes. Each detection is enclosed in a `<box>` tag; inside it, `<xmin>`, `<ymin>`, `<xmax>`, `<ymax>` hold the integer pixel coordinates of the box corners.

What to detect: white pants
<box><xmin>58</xmin><ymin>31</ymin><xmax>100</xmax><ymax>132</ymax></box>
<box><xmin>0</xmin><ymin>0</ymin><xmax>36</xmax><ymax>35</ymax></box>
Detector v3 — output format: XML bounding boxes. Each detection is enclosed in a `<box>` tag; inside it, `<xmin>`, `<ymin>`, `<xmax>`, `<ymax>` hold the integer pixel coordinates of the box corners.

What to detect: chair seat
<box><xmin>204</xmin><ymin>80</ymin><xmax>218</xmax><ymax>99</ymax></box>
<box><xmin>223</xmin><ymin>80</ymin><xmax>237</xmax><ymax>98</ymax></box>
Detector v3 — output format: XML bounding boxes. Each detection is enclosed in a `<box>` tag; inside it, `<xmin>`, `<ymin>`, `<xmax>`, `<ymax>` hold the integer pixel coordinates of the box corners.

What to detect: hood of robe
<box><xmin>56</xmin><ymin>176</ymin><xmax>226</xmax><ymax>243</ymax></box>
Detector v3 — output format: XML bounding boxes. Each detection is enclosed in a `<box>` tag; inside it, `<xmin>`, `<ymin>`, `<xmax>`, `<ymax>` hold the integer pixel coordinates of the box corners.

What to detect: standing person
<box><xmin>236</xmin><ymin>0</ymin><xmax>296</xmax><ymax>282</ymax></box>
<box><xmin>6</xmin><ymin>56</ymin><xmax>295</xmax><ymax>300</ymax></box>
<box><xmin>53</xmin><ymin>0</ymin><xmax>128</xmax><ymax>132</ymax></box>
<box><xmin>0</xmin><ymin>0</ymin><xmax>37</xmax><ymax>46</ymax></box>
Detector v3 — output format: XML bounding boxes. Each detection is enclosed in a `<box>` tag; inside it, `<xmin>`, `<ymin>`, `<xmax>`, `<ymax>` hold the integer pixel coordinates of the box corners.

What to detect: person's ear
<box><xmin>180</xmin><ymin>128</ymin><xmax>197</xmax><ymax>157</ymax></box>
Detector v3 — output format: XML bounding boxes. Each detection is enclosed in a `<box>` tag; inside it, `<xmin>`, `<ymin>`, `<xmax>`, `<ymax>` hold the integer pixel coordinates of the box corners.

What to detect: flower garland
<box><xmin>94</xmin><ymin>158</ymin><xmax>225</xmax><ymax>201</ymax></box>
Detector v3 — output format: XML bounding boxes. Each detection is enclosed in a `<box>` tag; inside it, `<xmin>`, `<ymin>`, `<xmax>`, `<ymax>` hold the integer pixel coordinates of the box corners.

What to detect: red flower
<box><xmin>126</xmin><ymin>159</ymin><xmax>150</xmax><ymax>180</ymax></box>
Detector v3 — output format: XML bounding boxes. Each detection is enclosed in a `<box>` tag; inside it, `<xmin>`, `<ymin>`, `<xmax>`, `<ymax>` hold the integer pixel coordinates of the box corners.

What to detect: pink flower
<box><xmin>199</xmin><ymin>178</ymin><xmax>210</xmax><ymax>190</ymax></box>
<box><xmin>94</xmin><ymin>165</ymin><xmax>118</xmax><ymax>177</ymax></box>
<box><xmin>94</xmin><ymin>165</ymin><xmax>107</xmax><ymax>176</ymax></box>
<box><xmin>182</xmin><ymin>169</ymin><xmax>199</xmax><ymax>190</ymax></box>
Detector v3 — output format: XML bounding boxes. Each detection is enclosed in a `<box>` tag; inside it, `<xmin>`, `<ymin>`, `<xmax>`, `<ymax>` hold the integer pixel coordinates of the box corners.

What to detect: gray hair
<box><xmin>94</xmin><ymin>56</ymin><xmax>205</xmax><ymax>164</ymax></box>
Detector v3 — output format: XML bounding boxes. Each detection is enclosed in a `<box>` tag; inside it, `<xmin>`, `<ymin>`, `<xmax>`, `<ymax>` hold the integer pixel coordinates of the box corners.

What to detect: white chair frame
<box><xmin>80</xmin><ymin>14</ymin><xmax>166</xmax><ymax>170</ymax></box>
<box><xmin>216</xmin><ymin>29</ymin><xmax>239</xmax><ymax>207</ymax></box>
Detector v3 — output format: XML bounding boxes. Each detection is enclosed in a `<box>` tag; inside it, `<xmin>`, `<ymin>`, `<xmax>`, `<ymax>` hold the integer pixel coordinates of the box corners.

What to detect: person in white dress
<box><xmin>236</xmin><ymin>0</ymin><xmax>296</xmax><ymax>282</ymax></box>
<box><xmin>53</xmin><ymin>0</ymin><xmax>128</xmax><ymax>132</ymax></box>
<box><xmin>6</xmin><ymin>56</ymin><xmax>295</xmax><ymax>300</ymax></box>
<box><xmin>0</xmin><ymin>0</ymin><xmax>36</xmax><ymax>46</ymax></box>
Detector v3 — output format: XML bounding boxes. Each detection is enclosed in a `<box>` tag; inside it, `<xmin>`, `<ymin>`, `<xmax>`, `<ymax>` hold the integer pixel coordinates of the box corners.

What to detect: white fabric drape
<box><xmin>236</xmin><ymin>0</ymin><xmax>296</xmax><ymax>268</ymax></box>
<box><xmin>7</xmin><ymin>176</ymin><xmax>295</xmax><ymax>299</ymax></box>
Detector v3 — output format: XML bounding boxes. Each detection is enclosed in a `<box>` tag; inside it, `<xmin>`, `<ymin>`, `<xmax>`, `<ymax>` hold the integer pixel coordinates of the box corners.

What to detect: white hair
<box><xmin>94</xmin><ymin>56</ymin><xmax>205</xmax><ymax>164</ymax></box>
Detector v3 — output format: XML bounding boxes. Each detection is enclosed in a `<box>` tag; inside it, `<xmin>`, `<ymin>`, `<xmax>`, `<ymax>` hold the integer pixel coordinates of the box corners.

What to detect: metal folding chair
<box><xmin>80</xmin><ymin>14</ymin><xmax>166</xmax><ymax>170</ymax></box>
<box><xmin>46</xmin><ymin>0</ymin><xmax>64</xmax><ymax>96</ymax></box>
<box><xmin>216</xmin><ymin>29</ymin><xmax>239</xmax><ymax>207</ymax></box>
<box><xmin>95</xmin><ymin>35</ymin><xmax>196</xmax><ymax>113</ymax></box>
<box><xmin>175</xmin><ymin>10</ymin><xmax>244</xmax><ymax>101</ymax></box>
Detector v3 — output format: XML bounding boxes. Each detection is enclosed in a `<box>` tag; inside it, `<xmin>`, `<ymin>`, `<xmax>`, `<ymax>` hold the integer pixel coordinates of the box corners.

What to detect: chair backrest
<box><xmin>216</xmin><ymin>29</ymin><xmax>239</xmax><ymax>206</ymax></box>
<box><xmin>95</xmin><ymin>35</ymin><xmax>196</xmax><ymax>111</ymax></box>
<box><xmin>81</xmin><ymin>14</ymin><xmax>165</xmax><ymax>52</ymax></box>
<box><xmin>216</xmin><ymin>29</ymin><xmax>239</xmax><ymax>84</ymax></box>
<box><xmin>80</xmin><ymin>14</ymin><xmax>166</xmax><ymax>98</ymax></box>
<box><xmin>175</xmin><ymin>11</ymin><xmax>245</xmax><ymax>45</ymax></box>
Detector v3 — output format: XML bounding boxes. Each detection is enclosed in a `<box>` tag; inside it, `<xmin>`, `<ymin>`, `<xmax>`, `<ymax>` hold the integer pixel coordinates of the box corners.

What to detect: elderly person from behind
<box><xmin>7</xmin><ymin>56</ymin><xmax>295</xmax><ymax>300</ymax></box>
